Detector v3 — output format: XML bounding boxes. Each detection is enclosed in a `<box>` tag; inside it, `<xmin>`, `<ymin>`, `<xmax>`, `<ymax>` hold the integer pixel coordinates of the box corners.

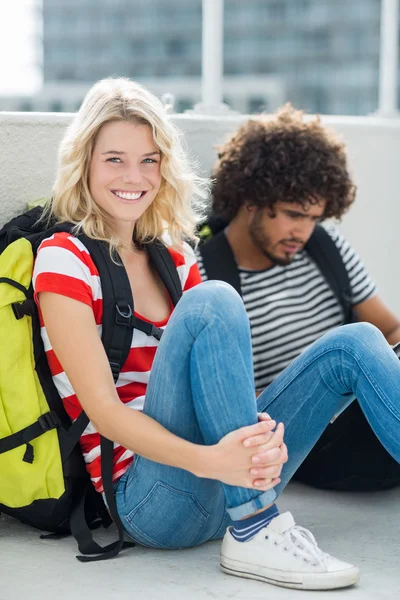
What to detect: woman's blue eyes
<box><xmin>106</xmin><ymin>157</ymin><xmax>157</xmax><ymax>164</ymax></box>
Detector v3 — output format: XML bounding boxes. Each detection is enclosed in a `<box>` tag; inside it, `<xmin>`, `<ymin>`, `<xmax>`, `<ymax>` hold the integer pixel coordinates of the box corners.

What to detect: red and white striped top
<box><xmin>33</xmin><ymin>232</ymin><xmax>202</xmax><ymax>493</ymax></box>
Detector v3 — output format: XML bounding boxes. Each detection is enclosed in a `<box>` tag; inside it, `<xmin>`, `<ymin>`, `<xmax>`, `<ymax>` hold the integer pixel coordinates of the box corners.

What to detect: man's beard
<box><xmin>248</xmin><ymin>216</ymin><xmax>301</xmax><ymax>266</ymax></box>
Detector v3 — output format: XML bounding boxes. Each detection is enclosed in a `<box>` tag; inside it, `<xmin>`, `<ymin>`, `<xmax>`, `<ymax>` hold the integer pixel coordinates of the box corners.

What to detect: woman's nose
<box><xmin>121</xmin><ymin>164</ymin><xmax>142</xmax><ymax>184</ymax></box>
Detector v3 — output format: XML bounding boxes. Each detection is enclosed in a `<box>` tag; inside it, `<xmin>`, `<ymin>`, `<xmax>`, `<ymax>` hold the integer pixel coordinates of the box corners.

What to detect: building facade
<box><xmin>8</xmin><ymin>0</ymin><xmax>387</xmax><ymax>115</ymax></box>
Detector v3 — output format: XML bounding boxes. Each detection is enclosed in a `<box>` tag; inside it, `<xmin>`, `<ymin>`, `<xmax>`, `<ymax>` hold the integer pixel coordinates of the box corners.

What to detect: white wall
<box><xmin>1</xmin><ymin>111</ymin><xmax>400</xmax><ymax>311</ymax></box>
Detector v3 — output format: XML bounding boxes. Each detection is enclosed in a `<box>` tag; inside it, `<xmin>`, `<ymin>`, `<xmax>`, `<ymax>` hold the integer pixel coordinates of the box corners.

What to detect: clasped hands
<box><xmin>209</xmin><ymin>413</ymin><xmax>288</xmax><ymax>491</ymax></box>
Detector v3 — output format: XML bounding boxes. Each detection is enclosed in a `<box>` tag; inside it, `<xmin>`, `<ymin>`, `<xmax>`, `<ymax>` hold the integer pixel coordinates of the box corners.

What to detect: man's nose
<box><xmin>292</xmin><ymin>220</ymin><xmax>316</xmax><ymax>243</ymax></box>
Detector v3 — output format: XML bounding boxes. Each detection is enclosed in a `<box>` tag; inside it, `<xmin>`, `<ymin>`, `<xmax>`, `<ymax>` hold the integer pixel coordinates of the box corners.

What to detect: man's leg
<box><xmin>255</xmin><ymin>321</ymin><xmax>400</xmax><ymax>497</ymax></box>
<box><xmin>293</xmin><ymin>402</ymin><xmax>400</xmax><ymax>491</ymax></box>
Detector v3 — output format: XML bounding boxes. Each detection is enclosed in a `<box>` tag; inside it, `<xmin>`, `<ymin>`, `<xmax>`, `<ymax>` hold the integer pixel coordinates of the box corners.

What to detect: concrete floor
<box><xmin>1</xmin><ymin>482</ymin><xmax>399</xmax><ymax>600</ymax></box>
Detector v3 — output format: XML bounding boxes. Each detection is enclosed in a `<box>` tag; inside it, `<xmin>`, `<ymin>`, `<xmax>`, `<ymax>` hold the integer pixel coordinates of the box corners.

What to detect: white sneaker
<box><xmin>220</xmin><ymin>512</ymin><xmax>360</xmax><ymax>590</ymax></box>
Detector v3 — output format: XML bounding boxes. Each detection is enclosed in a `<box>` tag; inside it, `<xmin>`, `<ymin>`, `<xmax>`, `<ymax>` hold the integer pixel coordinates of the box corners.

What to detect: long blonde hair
<box><xmin>46</xmin><ymin>77</ymin><xmax>208</xmax><ymax>251</ymax></box>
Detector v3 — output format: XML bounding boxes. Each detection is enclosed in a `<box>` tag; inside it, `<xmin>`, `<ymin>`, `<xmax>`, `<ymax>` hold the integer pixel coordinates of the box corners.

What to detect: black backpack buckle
<box><xmin>12</xmin><ymin>299</ymin><xmax>36</xmax><ymax>320</ymax></box>
<box><xmin>109</xmin><ymin>361</ymin><xmax>121</xmax><ymax>381</ymax></box>
<box><xmin>38</xmin><ymin>411</ymin><xmax>61</xmax><ymax>432</ymax></box>
<box><xmin>115</xmin><ymin>302</ymin><xmax>133</xmax><ymax>326</ymax></box>
<box><xmin>150</xmin><ymin>326</ymin><xmax>163</xmax><ymax>341</ymax></box>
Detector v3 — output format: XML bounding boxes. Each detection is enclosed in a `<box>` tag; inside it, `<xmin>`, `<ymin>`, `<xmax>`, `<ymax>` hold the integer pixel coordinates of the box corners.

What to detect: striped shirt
<box><xmin>196</xmin><ymin>223</ymin><xmax>376</xmax><ymax>391</ymax></box>
<box><xmin>33</xmin><ymin>232</ymin><xmax>201</xmax><ymax>493</ymax></box>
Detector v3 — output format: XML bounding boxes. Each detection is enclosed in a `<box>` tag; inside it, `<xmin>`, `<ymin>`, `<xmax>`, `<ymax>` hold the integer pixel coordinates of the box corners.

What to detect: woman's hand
<box><xmin>244</xmin><ymin>413</ymin><xmax>288</xmax><ymax>489</ymax></box>
<box><xmin>204</xmin><ymin>416</ymin><xmax>287</xmax><ymax>491</ymax></box>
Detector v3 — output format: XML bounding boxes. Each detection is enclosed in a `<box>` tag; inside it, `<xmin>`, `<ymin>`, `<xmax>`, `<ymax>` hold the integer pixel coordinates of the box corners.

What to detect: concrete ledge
<box><xmin>1</xmin><ymin>111</ymin><xmax>400</xmax><ymax>310</ymax></box>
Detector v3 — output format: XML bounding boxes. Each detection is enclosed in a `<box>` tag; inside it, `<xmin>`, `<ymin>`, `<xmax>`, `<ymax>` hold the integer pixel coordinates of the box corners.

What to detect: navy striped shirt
<box><xmin>196</xmin><ymin>224</ymin><xmax>376</xmax><ymax>391</ymax></box>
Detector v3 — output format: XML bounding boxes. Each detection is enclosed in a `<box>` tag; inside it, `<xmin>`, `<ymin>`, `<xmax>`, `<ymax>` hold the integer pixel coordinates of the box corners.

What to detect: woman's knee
<box><xmin>182</xmin><ymin>280</ymin><xmax>244</xmax><ymax>315</ymax></box>
<box><xmin>177</xmin><ymin>280</ymin><xmax>248</xmax><ymax>334</ymax></box>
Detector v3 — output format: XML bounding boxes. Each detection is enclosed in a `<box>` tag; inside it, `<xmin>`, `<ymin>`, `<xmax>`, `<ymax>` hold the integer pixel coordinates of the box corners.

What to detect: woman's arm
<box><xmin>39</xmin><ymin>292</ymin><xmax>286</xmax><ymax>489</ymax></box>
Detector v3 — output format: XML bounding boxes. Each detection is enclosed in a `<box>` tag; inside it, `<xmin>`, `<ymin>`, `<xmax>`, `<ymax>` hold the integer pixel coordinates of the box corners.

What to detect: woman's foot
<box><xmin>220</xmin><ymin>512</ymin><xmax>360</xmax><ymax>590</ymax></box>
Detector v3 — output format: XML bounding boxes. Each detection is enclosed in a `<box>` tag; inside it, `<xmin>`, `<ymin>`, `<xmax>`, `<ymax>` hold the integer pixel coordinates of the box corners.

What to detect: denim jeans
<box><xmin>115</xmin><ymin>281</ymin><xmax>400</xmax><ymax>549</ymax></box>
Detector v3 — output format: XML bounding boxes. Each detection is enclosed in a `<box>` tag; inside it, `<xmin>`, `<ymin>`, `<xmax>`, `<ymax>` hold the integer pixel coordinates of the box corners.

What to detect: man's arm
<box><xmin>354</xmin><ymin>294</ymin><xmax>400</xmax><ymax>344</ymax></box>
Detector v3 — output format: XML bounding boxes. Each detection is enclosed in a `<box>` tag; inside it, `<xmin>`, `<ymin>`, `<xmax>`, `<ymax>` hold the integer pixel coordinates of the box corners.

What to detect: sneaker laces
<box><xmin>276</xmin><ymin>524</ymin><xmax>331</xmax><ymax>567</ymax></box>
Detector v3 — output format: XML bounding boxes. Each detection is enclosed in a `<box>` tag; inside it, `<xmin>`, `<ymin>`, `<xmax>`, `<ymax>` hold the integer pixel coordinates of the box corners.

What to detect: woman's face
<box><xmin>89</xmin><ymin>120</ymin><xmax>162</xmax><ymax>228</ymax></box>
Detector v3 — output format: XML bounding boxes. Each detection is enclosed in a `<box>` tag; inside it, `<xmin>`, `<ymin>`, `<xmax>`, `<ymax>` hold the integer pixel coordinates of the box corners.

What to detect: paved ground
<box><xmin>1</xmin><ymin>482</ymin><xmax>399</xmax><ymax>600</ymax></box>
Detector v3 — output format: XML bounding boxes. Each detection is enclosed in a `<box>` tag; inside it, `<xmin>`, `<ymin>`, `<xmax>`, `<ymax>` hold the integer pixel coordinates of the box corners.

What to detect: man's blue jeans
<box><xmin>115</xmin><ymin>281</ymin><xmax>400</xmax><ymax>549</ymax></box>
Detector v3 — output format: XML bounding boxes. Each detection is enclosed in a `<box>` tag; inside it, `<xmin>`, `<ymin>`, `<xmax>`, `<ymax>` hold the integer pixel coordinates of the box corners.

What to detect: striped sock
<box><xmin>231</xmin><ymin>504</ymin><xmax>280</xmax><ymax>542</ymax></box>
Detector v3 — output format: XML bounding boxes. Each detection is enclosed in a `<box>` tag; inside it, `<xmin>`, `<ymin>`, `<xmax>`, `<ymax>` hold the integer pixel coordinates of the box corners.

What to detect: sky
<box><xmin>0</xmin><ymin>0</ymin><xmax>42</xmax><ymax>96</ymax></box>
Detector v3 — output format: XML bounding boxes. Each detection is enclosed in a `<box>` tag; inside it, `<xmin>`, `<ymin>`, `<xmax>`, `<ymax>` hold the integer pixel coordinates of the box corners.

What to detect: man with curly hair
<box><xmin>197</xmin><ymin>105</ymin><xmax>400</xmax><ymax>492</ymax></box>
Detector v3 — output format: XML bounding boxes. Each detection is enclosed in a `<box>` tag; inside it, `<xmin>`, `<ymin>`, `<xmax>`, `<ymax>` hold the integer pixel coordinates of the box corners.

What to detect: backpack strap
<box><xmin>80</xmin><ymin>237</ymin><xmax>135</xmax><ymax>382</ymax></box>
<box><xmin>132</xmin><ymin>239</ymin><xmax>183</xmax><ymax>341</ymax></box>
<box><xmin>199</xmin><ymin>230</ymin><xmax>242</xmax><ymax>295</ymax></box>
<box><xmin>0</xmin><ymin>410</ymin><xmax>61</xmax><ymax>463</ymax></box>
<box><xmin>146</xmin><ymin>239</ymin><xmax>182</xmax><ymax>305</ymax></box>
<box><xmin>305</xmin><ymin>225</ymin><xmax>354</xmax><ymax>324</ymax></box>
<box><xmin>70</xmin><ymin>235</ymin><xmax>135</xmax><ymax>562</ymax></box>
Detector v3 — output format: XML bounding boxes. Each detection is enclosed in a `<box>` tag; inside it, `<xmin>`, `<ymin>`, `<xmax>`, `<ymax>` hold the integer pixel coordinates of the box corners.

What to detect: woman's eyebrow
<box><xmin>101</xmin><ymin>150</ymin><xmax>126</xmax><ymax>155</ymax></box>
<box><xmin>101</xmin><ymin>150</ymin><xmax>160</xmax><ymax>156</ymax></box>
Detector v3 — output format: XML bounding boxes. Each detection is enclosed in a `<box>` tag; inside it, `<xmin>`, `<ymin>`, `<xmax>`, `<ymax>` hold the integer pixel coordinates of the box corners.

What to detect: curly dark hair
<box><xmin>211</xmin><ymin>104</ymin><xmax>356</xmax><ymax>221</ymax></box>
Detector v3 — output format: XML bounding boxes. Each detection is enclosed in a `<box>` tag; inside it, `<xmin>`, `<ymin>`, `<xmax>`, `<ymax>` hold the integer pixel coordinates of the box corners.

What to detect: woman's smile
<box><xmin>110</xmin><ymin>189</ymin><xmax>148</xmax><ymax>202</ymax></box>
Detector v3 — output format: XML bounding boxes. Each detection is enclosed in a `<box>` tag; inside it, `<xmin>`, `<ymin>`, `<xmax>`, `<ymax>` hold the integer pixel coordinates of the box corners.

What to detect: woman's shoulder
<box><xmin>39</xmin><ymin>230</ymin><xmax>89</xmax><ymax>254</ymax></box>
<box><xmin>37</xmin><ymin>231</ymin><xmax>99</xmax><ymax>273</ymax></box>
<box><xmin>161</xmin><ymin>237</ymin><xmax>202</xmax><ymax>291</ymax></box>
<box><xmin>164</xmin><ymin>239</ymin><xmax>197</xmax><ymax>268</ymax></box>
<box><xmin>34</xmin><ymin>231</ymin><xmax>101</xmax><ymax>291</ymax></box>
<box><xmin>33</xmin><ymin>231</ymin><xmax>102</xmax><ymax>307</ymax></box>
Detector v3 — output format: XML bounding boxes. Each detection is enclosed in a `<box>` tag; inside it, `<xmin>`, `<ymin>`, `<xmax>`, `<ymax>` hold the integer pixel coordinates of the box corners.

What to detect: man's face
<box><xmin>248</xmin><ymin>200</ymin><xmax>327</xmax><ymax>266</ymax></box>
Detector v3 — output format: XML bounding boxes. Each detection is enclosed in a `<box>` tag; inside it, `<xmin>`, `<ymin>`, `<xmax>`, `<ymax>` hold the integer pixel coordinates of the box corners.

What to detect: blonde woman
<box><xmin>33</xmin><ymin>78</ymin><xmax>400</xmax><ymax>591</ymax></box>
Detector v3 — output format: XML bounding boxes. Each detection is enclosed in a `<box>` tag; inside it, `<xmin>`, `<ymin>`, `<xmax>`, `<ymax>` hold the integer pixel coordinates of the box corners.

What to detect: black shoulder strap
<box><xmin>199</xmin><ymin>231</ymin><xmax>242</xmax><ymax>296</ymax></box>
<box><xmin>71</xmin><ymin>235</ymin><xmax>134</xmax><ymax>562</ymax></box>
<box><xmin>80</xmin><ymin>237</ymin><xmax>134</xmax><ymax>381</ymax></box>
<box><xmin>146</xmin><ymin>240</ymin><xmax>182</xmax><ymax>305</ymax></box>
<box><xmin>305</xmin><ymin>225</ymin><xmax>354</xmax><ymax>323</ymax></box>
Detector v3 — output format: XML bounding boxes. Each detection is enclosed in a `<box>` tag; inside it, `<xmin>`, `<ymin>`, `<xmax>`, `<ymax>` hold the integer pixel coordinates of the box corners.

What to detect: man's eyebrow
<box><xmin>284</xmin><ymin>208</ymin><xmax>307</xmax><ymax>215</ymax></box>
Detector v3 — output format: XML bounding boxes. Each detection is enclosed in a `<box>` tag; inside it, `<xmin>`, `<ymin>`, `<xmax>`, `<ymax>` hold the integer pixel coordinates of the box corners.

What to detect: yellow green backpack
<box><xmin>0</xmin><ymin>206</ymin><xmax>182</xmax><ymax>561</ymax></box>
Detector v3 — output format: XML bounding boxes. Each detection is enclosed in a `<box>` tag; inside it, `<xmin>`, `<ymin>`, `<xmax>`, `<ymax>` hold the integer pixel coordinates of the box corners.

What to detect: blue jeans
<box><xmin>115</xmin><ymin>281</ymin><xmax>400</xmax><ymax>549</ymax></box>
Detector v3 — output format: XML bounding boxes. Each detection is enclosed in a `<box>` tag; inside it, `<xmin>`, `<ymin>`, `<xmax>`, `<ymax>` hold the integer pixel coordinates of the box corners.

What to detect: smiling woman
<box><xmin>47</xmin><ymin>78</ymin><xmax>206</xmax><ymax>255</ymax></box>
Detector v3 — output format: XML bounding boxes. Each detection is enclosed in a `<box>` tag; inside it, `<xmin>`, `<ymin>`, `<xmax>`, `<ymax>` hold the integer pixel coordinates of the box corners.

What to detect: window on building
<box><xmin>176</xmin><ymin>98</ymin><xmax>194</xmax><ymax>113</ymax></box>
<box><xmin>312</xmin><ymin>30</ymin><xmax>330</xmax><ymax>52</ymax></box>
<box><xmin>248</xmin><ymin>96</ymin><xmax>268</xmax><ymax>114</ymax></box>
<box><xmin>268</xmin><ymin>1</ymin><xmax>286</xmax><ymax>20</ymax></box>
<box><xmin>166</xmin><ymin>38</ymin><xmax>186</xmax><ymax>56</ymax></box>
<box><xmin>56</xmin><ymin>69</ymin><xmax>76</xmax><ymax>80</ymax></box>
<box><xmin>50</xmin><ymin>100</ymin><xmax>63</xmax><ymax>112</ymax></box>
<box><xmin>19</xmin><ymin>101</ymin><xmax>33</xmax><ymax>112</ymax></box>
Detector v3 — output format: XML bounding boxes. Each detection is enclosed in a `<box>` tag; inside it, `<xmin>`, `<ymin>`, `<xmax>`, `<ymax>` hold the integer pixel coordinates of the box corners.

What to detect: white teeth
<box><xmin>113</xmin><ymin>191</ymin><xmax>143</xmax><ymax>200</ymax></box>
